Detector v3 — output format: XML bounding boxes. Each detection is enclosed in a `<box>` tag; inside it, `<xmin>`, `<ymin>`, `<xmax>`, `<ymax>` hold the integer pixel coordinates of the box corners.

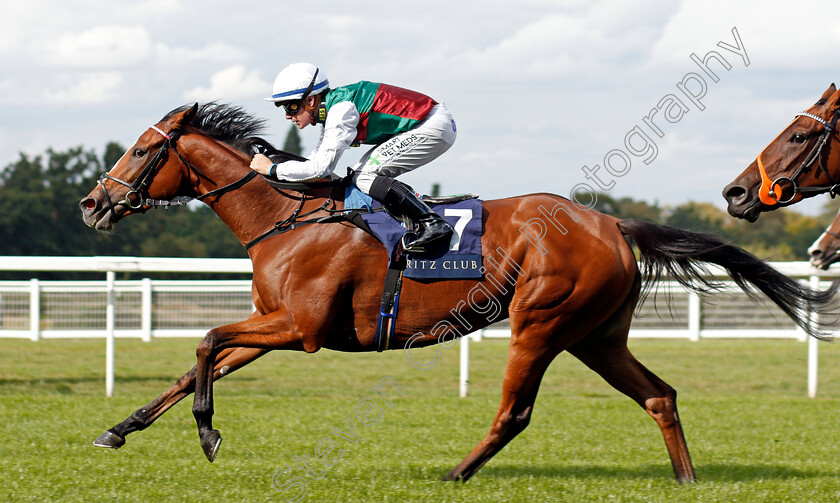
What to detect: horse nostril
<box><xmin>81</xmin><ymin>198</ymin><xmax>97</xmax><ymax>211</ymax></box>
<box><xmin>723</xmin><ymin>184</ymin><xmax>747</xmax><ymax>203</ymax></box>
<box><xmin>810</xmin><ymin>248</ymin><xmax>823</xmax><ymax>257</ymax></box>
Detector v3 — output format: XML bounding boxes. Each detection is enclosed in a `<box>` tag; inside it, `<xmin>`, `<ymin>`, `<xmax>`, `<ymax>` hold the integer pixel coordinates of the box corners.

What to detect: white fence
<box><xmin>0</xmin><ymin>278</ymin><xmax>254</xmax><ymax>340</ymax></box>
<box><xmin>1</xmin><ymin>256</ymin><xmax>252</xmax><ymax>396</ymax></box>
<box><xmin>0</xmin><ymin>257</ymin><xmax>836</xmax><ymax>398</ymax></box>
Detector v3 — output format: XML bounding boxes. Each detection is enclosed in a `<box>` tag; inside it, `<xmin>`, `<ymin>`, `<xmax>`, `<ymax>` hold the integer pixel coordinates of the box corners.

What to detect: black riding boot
<box><xmin>368</xmin><ymin>175</ymin><xmax>453</xmax><ymax>253</ymax></box>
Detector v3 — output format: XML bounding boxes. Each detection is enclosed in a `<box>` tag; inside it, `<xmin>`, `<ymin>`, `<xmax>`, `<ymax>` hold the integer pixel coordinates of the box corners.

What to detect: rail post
<box><xmin>29</xmin><ymin>278</ymin><xmax>40</xmax><ymax>341</ymax></box>
<box><xmin>141</xmin><ymin>277</ymin><xmax>152</xmax><ymax>342</ymax></box>
<box><xmin>688</xmin><ymin>290</ymin><xmax>701</xmax><ymax>341</ymax></box>
<box><xmin>459</xmin><ymin>335</ymin><xmax>470</xmax><ymax>397</ymax></box>
<box><xmin>105</xmin><ymin>271</ymin><xmax>115</xmax><ymax>397</ymax></box>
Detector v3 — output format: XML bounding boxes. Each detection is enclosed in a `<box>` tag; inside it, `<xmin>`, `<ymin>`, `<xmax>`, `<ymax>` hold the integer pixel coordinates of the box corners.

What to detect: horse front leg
<box><xmin>192</xmin><ymin>308</ymin><xmax>313</xmax><ymax>462</ymax></box>
<box><xmin>94</xmin><ymin>347</ymin><xmax>270</xmax><ymax>449</ymax></box>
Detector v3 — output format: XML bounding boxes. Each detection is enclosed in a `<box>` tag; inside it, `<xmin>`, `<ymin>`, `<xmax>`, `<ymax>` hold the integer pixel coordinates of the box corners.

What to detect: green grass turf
<box><xmin>1</xmin><ymin>337</ymin><xmax>840</xmax><ymax>502</ymax></box>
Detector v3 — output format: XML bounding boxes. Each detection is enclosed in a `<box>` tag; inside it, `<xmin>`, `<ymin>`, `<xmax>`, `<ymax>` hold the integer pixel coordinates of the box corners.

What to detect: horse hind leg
<box><xmin>567</xmin><ymin>335</ymin><xmax>695</xmax><ymax>484</ymax></box>
<box><xmin>443</xmin><ymin>340</ymin><xmax>555</xmax><ymax>481</ymax></box>
<box><xmin>93</xmin><ymin>346</ymin><xmax>269</xmax><ymax>449</ymax></box>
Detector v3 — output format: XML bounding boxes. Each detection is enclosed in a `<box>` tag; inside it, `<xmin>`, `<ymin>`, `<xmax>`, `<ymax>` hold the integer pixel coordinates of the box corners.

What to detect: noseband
<box><xmin>758</xmin><ymin>109</ymin><xmax>840</xmax><ymax>205</ymax></box>
<box><xmin>96</xmin><ymin>125</ymin><xmax>258</xmax><ymax>217</ymax></box>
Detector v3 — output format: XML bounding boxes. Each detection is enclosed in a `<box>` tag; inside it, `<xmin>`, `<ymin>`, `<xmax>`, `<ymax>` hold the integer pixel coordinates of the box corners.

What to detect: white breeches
<box><xmin>352</xmin><ymin>103</ymin><xmax>457</xmax><ymax>193</ymax></box>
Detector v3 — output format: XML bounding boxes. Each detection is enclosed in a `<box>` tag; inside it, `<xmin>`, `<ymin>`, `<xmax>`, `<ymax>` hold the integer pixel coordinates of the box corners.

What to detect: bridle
<box><xmin>95</xmin><ymin>123</ymin><xmax>351</xmax><ymax>249</ymax></box>
<box><xmin>757</xmin><ymin>108</ymin><xmax>840</xmax><ymax>205</ymax></box>
<box><xmin>823</xmin><ymin>229</ymin><xmax>840</xmax><ymax>241</ymax></box>
<box><xmin>96</xmin><ymin>125</ymin><xmax>258</xmax><ymax>217</ymax></box>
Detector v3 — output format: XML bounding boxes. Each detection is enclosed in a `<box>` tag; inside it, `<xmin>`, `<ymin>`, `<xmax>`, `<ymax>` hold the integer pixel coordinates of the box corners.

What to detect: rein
<box><xmin>757</xmin><ymin>109</ymin><xmax>840</xmax><ymax>205</ymax></box>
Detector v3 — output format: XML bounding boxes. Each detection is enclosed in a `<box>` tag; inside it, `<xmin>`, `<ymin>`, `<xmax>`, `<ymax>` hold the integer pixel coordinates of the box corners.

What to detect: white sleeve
<box><xmin>274</xmin><ymin>101</ymin><xmax>359</xmax><ymax>181</ymax></box>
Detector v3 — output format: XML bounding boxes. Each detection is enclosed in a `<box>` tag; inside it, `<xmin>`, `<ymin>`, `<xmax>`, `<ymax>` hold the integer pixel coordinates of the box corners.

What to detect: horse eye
<box><xmin>133</xmin><ymin>148</ymin><xmax>146</xmax><ymax>158</ymax></box>
<box><xmin>791</xmin><ymin>133</ymin><xmax>807</xmax><ymax>144</ymax></box>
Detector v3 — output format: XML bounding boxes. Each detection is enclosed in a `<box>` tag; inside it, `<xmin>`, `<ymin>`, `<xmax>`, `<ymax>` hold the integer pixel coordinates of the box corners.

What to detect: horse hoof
<box><xmin>93</xmin><ymin>430</ymin><xmax>125</xmax><ymax>449</ymax></box>
<box><xmin>200</xmin><ymin>430</ymin><xmax>222</xmax><ymax>462</ymax></box>
<box><xmin>677</xmin><ymin>474</ymin><xmax>697</xmax><ymax>485</ymax></box>
<box><xmin>440</xmin><ymin>471</ymin><xmax>463</xmax><ymax>482</ymax></box>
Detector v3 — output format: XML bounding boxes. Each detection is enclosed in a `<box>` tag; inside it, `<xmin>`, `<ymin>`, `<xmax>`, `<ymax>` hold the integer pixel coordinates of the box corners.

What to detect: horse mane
<box><xmin>161</xmin><ymin>102</ymin><xmax>276</xmax><ymax>155</ymax></box>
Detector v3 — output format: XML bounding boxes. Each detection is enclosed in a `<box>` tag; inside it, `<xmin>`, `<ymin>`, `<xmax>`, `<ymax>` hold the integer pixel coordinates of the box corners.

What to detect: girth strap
<box><xmin>375</xmin><ymin>245</ymin><xmax>407</xmax><ymax>352</ymax></box>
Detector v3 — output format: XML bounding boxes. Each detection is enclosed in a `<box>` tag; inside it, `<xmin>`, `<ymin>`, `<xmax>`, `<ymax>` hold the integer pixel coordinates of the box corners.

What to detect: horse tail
<box><xmin>617</xmin><ymin>218</ymin><xmax>839</xmax><ymax>340</ymax></box>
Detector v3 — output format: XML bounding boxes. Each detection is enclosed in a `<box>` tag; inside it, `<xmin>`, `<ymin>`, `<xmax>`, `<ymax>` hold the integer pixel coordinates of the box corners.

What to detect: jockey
<box><xmin>250</xmin><ymin>62</ymin><xmax>456</xmax><ymax>253</ymax></box>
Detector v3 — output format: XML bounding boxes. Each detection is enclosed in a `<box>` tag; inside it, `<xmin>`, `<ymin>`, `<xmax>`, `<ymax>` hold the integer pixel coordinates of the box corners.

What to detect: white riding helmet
<box><xmin>265</xmin><ymin>63</ymin><xmax>330</xmax><ymax>103</ymax></box>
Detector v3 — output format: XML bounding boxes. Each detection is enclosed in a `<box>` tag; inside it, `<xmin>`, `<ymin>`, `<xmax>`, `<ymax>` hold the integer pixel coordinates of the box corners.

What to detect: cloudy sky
<box><xmin>2</xmin><ymin>0</ymin><xmax>839</xmax><ymax>215</ymax></box>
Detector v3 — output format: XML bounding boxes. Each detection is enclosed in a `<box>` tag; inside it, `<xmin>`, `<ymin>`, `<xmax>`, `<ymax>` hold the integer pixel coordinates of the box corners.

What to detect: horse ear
<box><xmin>184</xmin><ymin>103</ymin><xmax>199</xmax><ymax>123</ymax></box>
<box><xmin>819</xmin><ymin>83</ymin><xmax>836</xmax><ymax>103</ymax></box>
<box><xmin>154</xmin><ymin>103</ymin><xmax>199</xmax><ymax>136</ymax></box>
<box><xmin>830</xmin><ymin>88</ymin><xmax>840</xmax><ymax>108</ymax></box>
<box><xmin>168</xmin><ymin>103</ymin><xmax>198</xmax><ymax>128</ymax></box>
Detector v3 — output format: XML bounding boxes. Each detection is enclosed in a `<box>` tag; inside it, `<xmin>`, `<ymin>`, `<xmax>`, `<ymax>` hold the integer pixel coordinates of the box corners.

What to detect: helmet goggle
<box><xmin>275</xmin><ymin>68</ymin><xmax>319</xmax><ymax>116</ymax></box>
<box><xmin>276</xmin><ymin>100</ymin><xmax>303</xmax><ymax>115</ymax></box>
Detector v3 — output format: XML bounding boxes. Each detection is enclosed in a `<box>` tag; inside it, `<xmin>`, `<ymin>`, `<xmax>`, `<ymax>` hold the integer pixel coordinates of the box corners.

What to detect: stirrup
<box><xmin>400</xmin><ymin>231</ymin><xmax>424</xmax><ymax>252</ymax></box>
<box><xmin>401</xmin><ymin>226</ymin><xmax>452</xmax><ymax>253</ymax></box>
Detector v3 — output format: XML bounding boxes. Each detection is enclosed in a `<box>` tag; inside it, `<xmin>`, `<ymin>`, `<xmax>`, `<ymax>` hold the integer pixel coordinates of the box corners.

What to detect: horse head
<box><xmin>723</xmin><ymin>83</ymin><xmax>840</xmax><ymax>222</ymax></box>
<box><xmin>808</xmin><ymin>209</ymin><xmax>840</xmax><ymax>270</ymax></box>
<box><xmin>79</xmin><ymin>104</ymin><xmax>200</xmax><ymax>231</ymax></box>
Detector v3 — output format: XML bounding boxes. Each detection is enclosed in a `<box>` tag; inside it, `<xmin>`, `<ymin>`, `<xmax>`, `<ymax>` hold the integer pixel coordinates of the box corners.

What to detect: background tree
<box><xmin>594</xmin><ymin>192</ymin><xmax>663</xmax><ymax>222</ymax></box>
<box><xmin>665</xmin><ymin>201</ymin><xmax>727</xmax><ymax>235</ymax></box>
<box><xmin>593</xmin><ymin>192</ymin><xmax>829</xmax><ymax>260</ymax></box>
<box><xmin>0</xmin><ymin>148</ymin><xmax>102</xmax><ymax>256</ymax></box>
<box><xmin>0</xmin><ymin>143</ymin><xmax>246</xmax><ymax>263</ymax></box>
<box><xmin>282</xmin><ymin>126</ymin><xmax>303</xmax><ymax>156</ymax></box>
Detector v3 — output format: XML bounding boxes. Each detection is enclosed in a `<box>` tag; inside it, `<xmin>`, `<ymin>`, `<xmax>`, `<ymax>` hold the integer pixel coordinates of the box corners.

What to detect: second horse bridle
<box><xmin>758</xmin><ymin>108</ymin><xmax>840</xmax><ymax>204</ymax></box>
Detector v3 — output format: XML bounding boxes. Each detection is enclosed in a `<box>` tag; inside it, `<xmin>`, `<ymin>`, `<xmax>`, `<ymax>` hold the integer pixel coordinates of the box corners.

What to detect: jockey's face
<box><xmin>285</xmin><ymin>95</ymin><xmax>317</xmax><ymax>129</ymax></box>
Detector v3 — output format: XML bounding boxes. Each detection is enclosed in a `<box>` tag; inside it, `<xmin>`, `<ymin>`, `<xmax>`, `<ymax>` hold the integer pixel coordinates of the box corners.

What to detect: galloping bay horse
<box><xmin>724</xmin><ymin>83</ymin><xmax>840</xmax><ymax>221</ymax></box>
<box><xmin>80</xmin><ymin>103</ymin><xmax>838</xmax><ymax>484</ymax></box>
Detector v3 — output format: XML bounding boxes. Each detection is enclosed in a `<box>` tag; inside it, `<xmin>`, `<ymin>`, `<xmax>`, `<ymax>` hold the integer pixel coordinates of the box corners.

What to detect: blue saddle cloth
<box><xmin>357</xmin><ymin>196</ymin><xmax>484</xmax><ymax>280</ymax></box>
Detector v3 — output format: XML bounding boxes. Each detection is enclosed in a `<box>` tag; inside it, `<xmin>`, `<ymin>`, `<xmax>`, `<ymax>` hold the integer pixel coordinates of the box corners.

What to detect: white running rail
<box><xmin>0</xmin><ymin>257</ymin><xmax>835</xmax><ymax>398</ymax></box>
